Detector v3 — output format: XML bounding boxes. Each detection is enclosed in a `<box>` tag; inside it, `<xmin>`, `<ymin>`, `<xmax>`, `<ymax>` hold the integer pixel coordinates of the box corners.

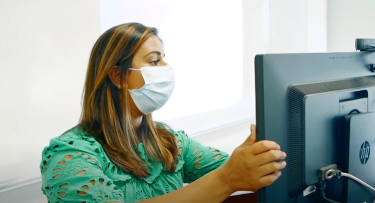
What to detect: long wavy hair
<box><xmin>79</xmin><ymin>23</ymin><xmax>179</xmax><ymax>179</ymax></box>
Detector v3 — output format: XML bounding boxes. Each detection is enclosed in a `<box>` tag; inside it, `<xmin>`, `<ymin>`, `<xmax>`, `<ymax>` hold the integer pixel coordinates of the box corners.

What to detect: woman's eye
<box><xmin>150</xmin><ymin>60</ymin><xmax>159</xmax><ymax>66</ymax></box>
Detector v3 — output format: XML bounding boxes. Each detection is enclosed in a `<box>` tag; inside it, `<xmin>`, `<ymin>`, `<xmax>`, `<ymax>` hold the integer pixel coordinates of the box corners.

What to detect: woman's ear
<box><xmin>108</xmin><ymin>66</ymin><xmax>122</xmax><ymax>88</ymax></box>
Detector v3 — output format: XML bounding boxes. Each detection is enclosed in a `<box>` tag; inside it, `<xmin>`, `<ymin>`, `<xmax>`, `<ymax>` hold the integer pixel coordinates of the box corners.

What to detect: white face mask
<box><xmin>128</xmin><ymin>65</ymin><xmax>175</xmax><ymax>114</ymax></box>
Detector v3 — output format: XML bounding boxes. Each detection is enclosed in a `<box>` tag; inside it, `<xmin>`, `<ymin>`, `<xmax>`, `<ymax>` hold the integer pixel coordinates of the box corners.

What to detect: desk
<box><xmin>223</xmin><ymin>192</ymin><xmax>257</xmax><ymax>203</ymax></box>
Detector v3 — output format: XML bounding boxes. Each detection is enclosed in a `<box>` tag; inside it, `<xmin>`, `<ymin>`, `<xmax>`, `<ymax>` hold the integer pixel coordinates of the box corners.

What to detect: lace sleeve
<box><xmin>40</xmin><ymin>134</ymin><xmax>124</xmax><ymax>203</ymax></box>
<box><xmin>174</xmin><ymin>130</ymin><xmax>229</xmax><ymax>183</ymax></box>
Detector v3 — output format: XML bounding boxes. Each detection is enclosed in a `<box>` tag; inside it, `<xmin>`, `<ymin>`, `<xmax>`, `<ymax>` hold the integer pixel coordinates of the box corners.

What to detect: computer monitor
<box><xmin>255</xmin><ymin>51</ymin><xmax>375</xmax><ymax>202</ymax></box>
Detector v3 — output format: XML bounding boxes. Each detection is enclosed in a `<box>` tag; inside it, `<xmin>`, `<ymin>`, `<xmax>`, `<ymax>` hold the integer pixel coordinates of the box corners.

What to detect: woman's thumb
<box><xmin>241</xmin><ymin>124</ymin><xmax>257</xmax><ymax>146</ymax></box>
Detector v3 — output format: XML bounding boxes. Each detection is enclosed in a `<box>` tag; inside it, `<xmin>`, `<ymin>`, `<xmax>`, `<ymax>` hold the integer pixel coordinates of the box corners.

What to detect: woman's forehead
<box><xmin>136</xmin><ymin>35</ymin><xmax>164</xmax><ymax>57</ymax></box>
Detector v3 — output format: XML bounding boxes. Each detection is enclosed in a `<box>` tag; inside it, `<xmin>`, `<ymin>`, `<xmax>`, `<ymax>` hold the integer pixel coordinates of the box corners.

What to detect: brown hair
<box><xmin>79</xmin><ymin>23</ymin><xmax>178</xmax><ymax>178</ymax></box>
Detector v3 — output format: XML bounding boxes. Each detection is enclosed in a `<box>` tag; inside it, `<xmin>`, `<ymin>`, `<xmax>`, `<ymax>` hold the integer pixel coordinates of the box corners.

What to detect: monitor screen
<box><xmin>255</xmin><ymin>51</ymin><xmax>375</xmax><ymax>202</ymax></box>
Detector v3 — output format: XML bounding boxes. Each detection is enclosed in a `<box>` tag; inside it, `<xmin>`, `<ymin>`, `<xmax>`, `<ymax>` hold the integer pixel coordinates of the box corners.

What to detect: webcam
<box><xmin>355</xmin><ymin>38</ymin><xmax>375</xmax><ymax>51</ymax></box>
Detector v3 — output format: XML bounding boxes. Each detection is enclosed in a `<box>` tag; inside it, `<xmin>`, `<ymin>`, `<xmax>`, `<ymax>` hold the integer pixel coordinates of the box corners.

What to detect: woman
<box><xmin>40</xmin><ymin>23</ymin><xmax>286</xmax><ymax>203</ymax></box>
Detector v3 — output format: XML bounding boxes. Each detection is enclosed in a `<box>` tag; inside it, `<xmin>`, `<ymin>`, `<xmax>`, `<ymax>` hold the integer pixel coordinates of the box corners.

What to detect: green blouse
<box><xmin>40</xmin><ymin>127</ymin><xmax>229</xmax><ymax>203</ymax></box>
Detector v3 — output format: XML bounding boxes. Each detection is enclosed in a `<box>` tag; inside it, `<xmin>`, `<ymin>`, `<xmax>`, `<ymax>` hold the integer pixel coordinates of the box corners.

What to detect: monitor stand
<box><xmin>343</xmin><ymin>112</ymin><xmax>375</xmax><ymax>203</ymax></box>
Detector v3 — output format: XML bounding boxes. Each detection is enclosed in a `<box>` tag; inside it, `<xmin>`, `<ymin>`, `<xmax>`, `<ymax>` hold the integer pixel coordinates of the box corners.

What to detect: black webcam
<box><xmin>355</xmin><ymin>38</ymin><xmax>375</xmax><ymax>51</ymax></box>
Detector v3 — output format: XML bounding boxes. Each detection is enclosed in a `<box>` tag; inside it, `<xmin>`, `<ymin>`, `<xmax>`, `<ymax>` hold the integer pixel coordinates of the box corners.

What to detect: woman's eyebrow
<box><xmin>143</xmin><ymin>51</ymin><xmax>165</xmax><ymax>57</ymax></box>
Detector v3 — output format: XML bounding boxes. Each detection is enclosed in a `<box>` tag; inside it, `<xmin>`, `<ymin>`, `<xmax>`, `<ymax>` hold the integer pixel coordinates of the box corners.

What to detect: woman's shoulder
<box><xmin>156</xmin><ymin>122</ymin><xmax>187</xmax><ymax>138</ymax></box>
<box><xmin>41</xmin><ymin>126</ymin><xmax>106</xmax><ymax>165</ymax></box>
<box><xmin>47</xmin><ymin>127</ymin><xmax>97</xmax><ymax>146</ymax></box>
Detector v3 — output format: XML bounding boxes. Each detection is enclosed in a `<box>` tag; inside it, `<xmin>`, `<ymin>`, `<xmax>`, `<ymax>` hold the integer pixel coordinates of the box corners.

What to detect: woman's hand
<box><xmin>218</xmin><ymin>124</ymin><xmax>287</xmax><ymax>193</ymax></box>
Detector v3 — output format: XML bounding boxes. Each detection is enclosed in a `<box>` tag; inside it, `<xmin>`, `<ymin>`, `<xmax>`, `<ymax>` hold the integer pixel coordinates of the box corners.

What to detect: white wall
<box><xmin>0</xmin><ymin>0</ymin><xmax>101</xmax><ymax>195</ymax></box>
<box><xmin>269</xmin><ymin>0</ymin><xmax>327</xmax><ymax>53</ymax></box>
<box><xmin>327</xmin><ymin>0</ymin><xmax>375</xmax><ymax>52</ymax></box>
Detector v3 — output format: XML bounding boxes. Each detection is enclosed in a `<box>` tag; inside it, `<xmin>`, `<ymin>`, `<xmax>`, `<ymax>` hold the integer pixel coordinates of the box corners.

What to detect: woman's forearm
<box><xmin>138</xmin><ymin>168</ymin><xmax>234</xmax><ymax>203</ymax></box>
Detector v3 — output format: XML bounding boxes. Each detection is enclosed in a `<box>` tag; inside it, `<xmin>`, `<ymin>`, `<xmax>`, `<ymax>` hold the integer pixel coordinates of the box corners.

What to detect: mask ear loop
<box><xmin>117</xmin><ymin>67</ymin><xmax>131</xmax><ymax>90</ymax></box>
<box><xmin>122</xmin><ymin>68</ymin><xmax>132</xmax><ymax>90</ymax></box>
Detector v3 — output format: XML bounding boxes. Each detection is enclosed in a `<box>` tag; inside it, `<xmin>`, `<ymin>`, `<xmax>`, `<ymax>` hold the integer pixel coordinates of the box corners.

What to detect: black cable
<box><xmin>321</xmin><ymin>193</ymin><xmax>340</xmax><ymax>203</ymax></box>
<box><xmin>316</xmin><ymin>181</ymin><xmax>341</xmax><ymax>203</ymax></box>
<box><xmin>293</xmin><ymin>193</ymin><xmax>300</xmax><ymax>203</ymax></box>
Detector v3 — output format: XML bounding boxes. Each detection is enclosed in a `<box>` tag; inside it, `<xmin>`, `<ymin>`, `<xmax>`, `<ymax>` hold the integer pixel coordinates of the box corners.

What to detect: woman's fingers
<box><xmin>257</xmin><ymin>171</ymin><xmax>282</xmax><ymax>188</ymax></box>
<box><xmin>258</xmin><ymin>160</ymin><xmax>287</xmax><ymax>176</ymax></box>
<box><xmin>254</xmin><ymin>149</ymin><xmax>287</xmax><ymax>166</ymax></box>
<box><xmin>248</xmin><ymin>140</ymin><xmax>281</xmax><ymax>155</ymax></box>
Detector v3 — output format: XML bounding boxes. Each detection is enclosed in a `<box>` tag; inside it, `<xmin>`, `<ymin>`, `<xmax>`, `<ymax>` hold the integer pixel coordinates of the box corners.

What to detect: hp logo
<box><xmin>359</xmin><ymin>141</ymin><xmax>370</xmax><ymax>164</ymax></box>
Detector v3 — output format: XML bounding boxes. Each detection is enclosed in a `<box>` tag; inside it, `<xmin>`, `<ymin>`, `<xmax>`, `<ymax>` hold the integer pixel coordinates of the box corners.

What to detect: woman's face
<box><xmin>127</xmin><ymin>35</ymin><xmax>167</xmax><ymax>117</ymax></box>
<box><xmin>127</xmin><ymin>35</ymin><xmax>167</xmax><ymax>89</ymax></box>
